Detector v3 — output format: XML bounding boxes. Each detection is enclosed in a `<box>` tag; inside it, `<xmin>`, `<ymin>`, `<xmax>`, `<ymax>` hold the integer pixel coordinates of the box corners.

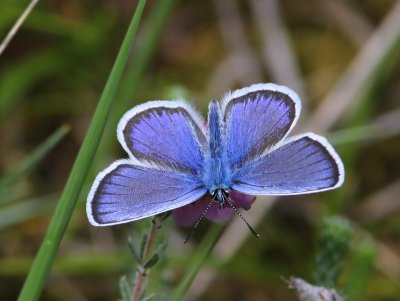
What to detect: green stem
<box><xmin>170</xmin><ymin>224</ymin><xmax>224</xmax><ymax>301</ymax></box>
<box><xmin>17</xmin><ymin>1</ymin><xmax>147</xmax><ymax>300</ymax></box>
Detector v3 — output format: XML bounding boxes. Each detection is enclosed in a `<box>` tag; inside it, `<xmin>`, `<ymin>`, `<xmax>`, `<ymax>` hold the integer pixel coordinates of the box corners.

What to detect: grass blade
<box><xmin>18</xmin><ymin>1</ymin><xmax>147</xmax><ymax>300</ymax></box>
<box><xmin>98</xmin><ymin>0</ymin><xmax>175</xmax><ymax>160</ymax></box>
<box><xmin>0</xmin><ymin>194</ymin><xmax>56</xmax><ymax>229</ymax></box>
<box><xmin>0</xmin><ymin>0</ymin><xmax>39</xmax><ymax>56</ymax></box>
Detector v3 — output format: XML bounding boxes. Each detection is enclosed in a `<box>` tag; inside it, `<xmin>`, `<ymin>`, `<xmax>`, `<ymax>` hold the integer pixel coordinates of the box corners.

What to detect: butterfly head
<box><xmin>211</xmin><ymin>188</ymin><xmax>229</xmax><ymax>209</ymax></box>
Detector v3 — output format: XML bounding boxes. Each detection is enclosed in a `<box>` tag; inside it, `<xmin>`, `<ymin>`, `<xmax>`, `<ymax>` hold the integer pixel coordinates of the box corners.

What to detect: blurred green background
<box><xmin>1</xmin><ymin>0</ymin><xmax>400</xmax><ymax>300</ymax></box>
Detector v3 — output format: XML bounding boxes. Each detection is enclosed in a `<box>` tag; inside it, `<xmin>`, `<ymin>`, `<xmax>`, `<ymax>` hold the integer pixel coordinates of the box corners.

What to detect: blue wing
<box><xmin>222</xmin><ymin>83</ymin><xmax>301</xmax><ymax>170</ymax></box>
<box><xmin>231</xmin><ymin>134</ymin><xmax>344</xmax><ymax>195</ymax></box>
<box><xmin>117</xmin><ymin>100</ymin><xmax>207</xmax><ymax>174</ymax></box>
<box><xmin>87</xmin><ymin>160</ymin><xmax>207</xmax><ymax>226</ymax></box>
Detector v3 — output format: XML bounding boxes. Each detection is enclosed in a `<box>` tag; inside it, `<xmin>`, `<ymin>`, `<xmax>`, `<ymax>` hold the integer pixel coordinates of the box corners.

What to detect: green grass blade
<box><xmin>0</xmin><ymin>125</ymin><xmax>69</xmax><ymax>193</ymax></box>
<box><xmin>18</xmin><ymin>1</ymin><xmax>147</xmax><ymax>300</ymax></box>
<box><xmin>97</xmin><ymin>0</ymin><xmax>175</xmax><ymax>160</ymax></box>
<box><xmin>0</xmin><ymin>194</ymin><xmax>56</xmax><ymax>229</ymax></box>
<box><xmin>170</xmin><ymin>224</ymin><xmax>224</xmax><ymax>301</ymax></box>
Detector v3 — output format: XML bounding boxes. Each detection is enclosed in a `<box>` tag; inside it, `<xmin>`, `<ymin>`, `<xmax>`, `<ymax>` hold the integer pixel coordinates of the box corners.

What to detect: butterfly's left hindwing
<box><xmin>87</xmin><ymin>160</ymin><xmax>207</xmax><ymax>226</ymax></box>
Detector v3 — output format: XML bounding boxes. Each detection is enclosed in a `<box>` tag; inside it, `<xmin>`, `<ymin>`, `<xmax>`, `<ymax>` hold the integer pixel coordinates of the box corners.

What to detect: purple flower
<box><xmin>172</xmin><ymin>190</ymin><xmax>256</xmax><ymax>227</ymax></box>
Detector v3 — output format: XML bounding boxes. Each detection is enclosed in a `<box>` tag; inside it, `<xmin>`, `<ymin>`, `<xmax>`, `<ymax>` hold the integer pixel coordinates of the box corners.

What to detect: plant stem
<box><xmin>131</xmin><ymin>216</ymin><xmax>159</xmax><ymax>301</ymax></box>
<box><xmin>144</xmin><ymin>217</ymin><xmax>159</xmax><ymax>259</ymax></box>
<box><xmin>131</xmin><ymin>269</ymin><xmax>146</xmax><ymax>301</ymax></box>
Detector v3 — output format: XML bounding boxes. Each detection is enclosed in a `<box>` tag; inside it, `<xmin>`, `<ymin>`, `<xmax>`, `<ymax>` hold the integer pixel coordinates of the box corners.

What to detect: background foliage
<box><xmin>1</xmin><ymin>0</ymin><xmax>399</xmax><ymax>300</ymax></box>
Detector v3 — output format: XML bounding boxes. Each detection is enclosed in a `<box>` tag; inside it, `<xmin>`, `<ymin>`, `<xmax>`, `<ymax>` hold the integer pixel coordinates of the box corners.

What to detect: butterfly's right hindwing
<box><xmin>87</xmin><ymin>160</ymin><xmax>207</xmax><ymax>226</ymax></box>
<box><xmin>231</xmin><ymin>134</ymin><xmax>344</xmax><ymax>195</ymax></box>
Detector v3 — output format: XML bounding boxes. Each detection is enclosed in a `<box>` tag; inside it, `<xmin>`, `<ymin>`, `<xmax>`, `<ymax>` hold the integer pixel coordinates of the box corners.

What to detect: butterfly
<box><xmin>86</xmin><ymin>83</ymin><xmax>344</xmax><ymax>229</ymax></box>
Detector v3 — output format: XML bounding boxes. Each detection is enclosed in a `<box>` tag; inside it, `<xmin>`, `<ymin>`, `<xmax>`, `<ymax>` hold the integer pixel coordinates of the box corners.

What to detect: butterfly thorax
<box><xmin>203</xmin><ymin>100</ymin><xmax>232</xmax><ymax>200</ymax></box>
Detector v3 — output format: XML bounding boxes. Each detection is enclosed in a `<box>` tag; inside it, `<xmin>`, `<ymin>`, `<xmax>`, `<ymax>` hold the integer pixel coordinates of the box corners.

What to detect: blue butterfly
<box><xmin>87</xmin><ymin>83</ymin><xmax>344</xmax><ymax>228</ymax></box>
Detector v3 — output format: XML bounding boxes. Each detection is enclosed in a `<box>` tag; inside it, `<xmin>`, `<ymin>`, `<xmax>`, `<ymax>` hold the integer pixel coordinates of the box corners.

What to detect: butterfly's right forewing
<box><xmin>118</xmin><ymin>100</ymin><xmax>207</xmax><ymax>174</ymax></box>
<box><xmin>87</xmin><ymin>160</ymin><xmax>207</xmax><ymax>226</ymax></box>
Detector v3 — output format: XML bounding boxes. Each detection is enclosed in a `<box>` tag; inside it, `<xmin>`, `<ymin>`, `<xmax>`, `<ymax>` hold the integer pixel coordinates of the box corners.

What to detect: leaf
<box><xmin>140</xmin><ymin>233</ymin><xmax>149</xmax><ymax>262</ymax></box>
<box><xmin>144</xmin><ymin>253</ymin><xmax>159</xmax><ymax>269</ymax></box>
<box><xmin>119</xmin><ymin>276</ymin><xmax>132</xmax><ymax>301</ymax></box>
<box><xmin>128</xmin><ymin>236</ymin><xmax>142</xmax><ymax>263</ymax></box>
<box><xmin>157</xmin><ymin>211</ymin><xmax>172</xmax><ymax>223</ymax></box>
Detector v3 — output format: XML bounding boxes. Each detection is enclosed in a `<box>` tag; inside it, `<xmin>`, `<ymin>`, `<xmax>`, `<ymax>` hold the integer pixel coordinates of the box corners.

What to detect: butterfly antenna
<box><xmin>184</xmin><ymin>200</ymin><xmax>214</xmax><ymax>244</ymax></box>
<box><xmin>226</xmin><ymin>197</ymin><xmax>260</xmax><ymax>239</ymax></box>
